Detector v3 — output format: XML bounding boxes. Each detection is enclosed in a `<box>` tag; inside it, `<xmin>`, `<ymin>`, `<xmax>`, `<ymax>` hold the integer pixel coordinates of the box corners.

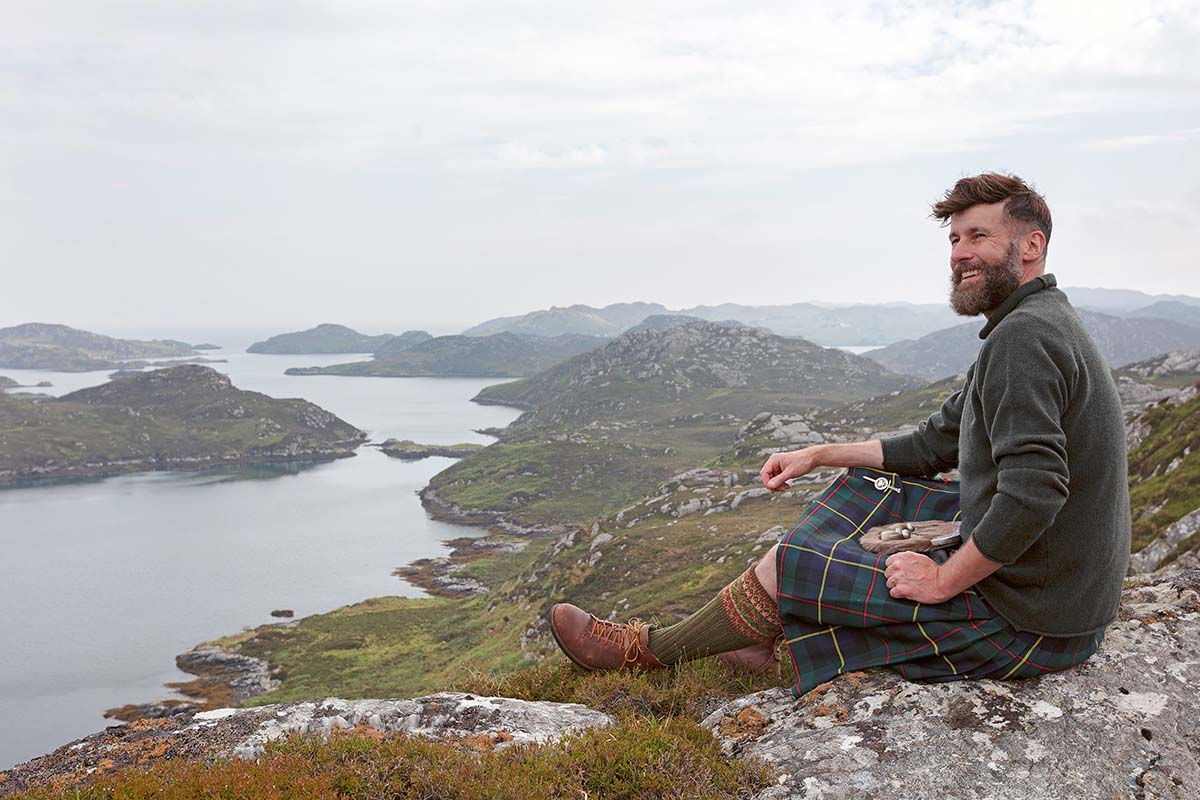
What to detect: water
<box><xmin>0</xmin><ymin>336</ymin><xmax>522</xmax><ymax>769</ymax></box>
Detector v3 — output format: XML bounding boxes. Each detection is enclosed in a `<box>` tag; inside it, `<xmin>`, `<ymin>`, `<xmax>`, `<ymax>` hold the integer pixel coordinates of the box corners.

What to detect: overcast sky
<box><xmin>2</xmin><ymin>1</ymin><xmax>1199</xmax><ymax>334</ymax></box>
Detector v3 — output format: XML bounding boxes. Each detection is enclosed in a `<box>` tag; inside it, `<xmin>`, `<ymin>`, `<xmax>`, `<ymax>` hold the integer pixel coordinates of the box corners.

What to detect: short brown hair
<box><xmin>932</xmin><ymin>172</ymin><xmax>1052</xmax><ymax>246</ymax></box>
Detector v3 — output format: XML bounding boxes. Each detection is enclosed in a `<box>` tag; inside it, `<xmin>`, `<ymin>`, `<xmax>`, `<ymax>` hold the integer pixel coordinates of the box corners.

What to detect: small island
<box><xmin>0</xmin><ymin>322</ymin><xmax>207</xmax><ymax>372</ymax></box>
<box><xmin>286</xmin><ymin>332</ymin><xmax>606</xmax><ymax>378</ymax></box>
<box><xmin>0</xmin><ymin>365</ymin><xmax>367</xmax><ymax>483</ymax></box>
<box><xmin>0</xmin><ymin>375</ymin><xmax>17</xmax><ymax>389</ymax></box>
<box><xmin>247</xmin><ymin>324</ymin><xmax>432</xmax><ymax>355</ymax></box>
<box><xmin>374</xmin><ymin>439</ymin><xmax>484</xmax><ymax>461</ymax></box>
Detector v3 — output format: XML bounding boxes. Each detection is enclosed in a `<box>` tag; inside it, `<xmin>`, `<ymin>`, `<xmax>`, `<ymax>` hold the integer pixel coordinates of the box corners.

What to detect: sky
<box><xmin>2</xmin><ymin>0</ymin><xmax>1199</xmax><ymax>334</ymax></box>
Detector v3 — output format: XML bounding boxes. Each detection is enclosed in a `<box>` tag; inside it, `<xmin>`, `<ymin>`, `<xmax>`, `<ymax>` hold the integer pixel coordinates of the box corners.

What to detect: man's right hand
<box><xmin>760</xmin><ymin>447</ymin><xmax>823</xmax><ymax>492</ymax></box>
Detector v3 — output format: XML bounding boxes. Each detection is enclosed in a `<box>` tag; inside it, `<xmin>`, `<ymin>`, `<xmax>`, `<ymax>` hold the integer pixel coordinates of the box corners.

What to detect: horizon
<box><xmin>2</xmin><ymin>280</ymin><xmax>1196</xmax><ymax>340</ymax></box>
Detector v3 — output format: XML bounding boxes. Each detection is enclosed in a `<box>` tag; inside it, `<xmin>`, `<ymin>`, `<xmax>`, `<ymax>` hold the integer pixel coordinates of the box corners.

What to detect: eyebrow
<box><xmin>949</xmin><ymin>225</ymin><xmax>989</xmax><ymax>240</ymax></box>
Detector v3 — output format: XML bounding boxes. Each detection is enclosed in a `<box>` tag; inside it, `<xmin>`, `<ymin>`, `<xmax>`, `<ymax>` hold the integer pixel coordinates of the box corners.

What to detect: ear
<box><xmin>1022</xmin><ymin>229</ymin><xmax>1047</xmax><ymax>263</ymax></box>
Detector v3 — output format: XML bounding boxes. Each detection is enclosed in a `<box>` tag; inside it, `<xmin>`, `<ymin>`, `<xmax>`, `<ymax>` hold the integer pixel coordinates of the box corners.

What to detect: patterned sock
<box><xmin>647</xmin><ymin>566</ymin><xmax>781</xmax><ymax>664</ymax></box>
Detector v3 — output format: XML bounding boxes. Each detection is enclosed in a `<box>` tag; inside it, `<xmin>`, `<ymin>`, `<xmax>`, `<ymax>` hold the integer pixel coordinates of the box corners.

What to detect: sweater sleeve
<box><xmin>967</xmin><ymin>318</ymin><xmax>1072</xmax><ymax>565</ymax></box>
<box><xmin>880</xmin><ymin>374</ymin><xmax>966</xmax><ymax>478</ymax></box>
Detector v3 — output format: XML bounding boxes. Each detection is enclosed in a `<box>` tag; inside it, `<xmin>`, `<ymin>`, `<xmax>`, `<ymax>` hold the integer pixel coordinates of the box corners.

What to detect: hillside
<box><xmin>0</xmin><ymin>323</ymin><xmax>199</xmax><ymax>371</ymax></box>
<box><xmin>0</xmin><ymin>365</ymin><xmax>366</xmax><ymax>483</ymax></box>
<box><xmin>474</xmin><ymin>321</ymin><xmax>916</xmax><ymax>423</ymax></box>
<box><xmin>285</xmin><ymin>333</ymin><xmax>606</xmax><ymax>378</ymax></box>
<box><xmin>1129</xmin><ymin>300</ymin><xmax>1200</xmax><ymax>328</ymax></box>
<box><xmin>247</xmin><ymin>324</ymin><xmax>429</xmax><ymax>354</ymax></box>
<box><xmin>427</xmin><ymin>322</ymin><xmax>914</xmax><ymax>527</ymax></box>
<box><xmin>865</xmin><ymin>309</ymin><xmax>1200</xmax><ymax>380</ymax></box>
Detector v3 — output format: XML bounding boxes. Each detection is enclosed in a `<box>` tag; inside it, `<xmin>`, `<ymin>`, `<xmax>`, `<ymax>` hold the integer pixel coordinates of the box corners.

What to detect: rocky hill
<box><xmin>0</xmin><ymin>323</ymin><xmax>200</xmax><ymax>372</ymax></box>
<box><xmin>865</xmin><ymin>309</ymin><xmax>1200</xmax><ymax>380</ymax></box>
<box><xmin>247</xmin><ymin>324</ymin><xmax>429</xmax><ymax>354</ymax></box>
<box><xmin>285</xmin><ymin>333</ymin><xmax>606</xmax><ymax>378</ymax></box>
<box><xmin>474</xmin><ymin>321</ymin><xmax>916</xmax><ymax>424</ymax></box>
<box><xmin>1120</xmin><ymin>350</ymin><xmax>1200</xmax><ymax>384</ymax></box>
<box><xmin>0</xmin><ymin>365</ymin><xmax>366</xmax><ymax>483</ymax></box>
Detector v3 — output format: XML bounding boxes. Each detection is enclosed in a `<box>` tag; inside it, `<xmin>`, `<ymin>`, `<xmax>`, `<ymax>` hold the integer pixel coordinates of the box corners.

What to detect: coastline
<box><xmin>0</xmin><ymin>444</ymin><xmax>365</xmax><ymax>487</ymax></box>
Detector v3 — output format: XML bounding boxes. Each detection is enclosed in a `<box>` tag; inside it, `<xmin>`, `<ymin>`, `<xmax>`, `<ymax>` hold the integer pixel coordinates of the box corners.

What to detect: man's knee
<box><xmin>755</xmin><ymin>544</ymin><xmax>779</xmax><ymax>595</ymax></box>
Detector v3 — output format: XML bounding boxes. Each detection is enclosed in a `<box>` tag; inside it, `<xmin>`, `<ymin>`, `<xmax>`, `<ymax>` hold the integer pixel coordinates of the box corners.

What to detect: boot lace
<box><xmin>588</xmin><ymin>616</ymin><xmax>651</xmax><ymax>667</ymax></box>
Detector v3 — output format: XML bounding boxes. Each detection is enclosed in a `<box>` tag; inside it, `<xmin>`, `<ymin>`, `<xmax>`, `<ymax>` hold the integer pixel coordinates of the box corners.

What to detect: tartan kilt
<box><xmin>775</xmin><ymin>467</ymin><xmax>1103</xmax><ymax>697</ymax></box>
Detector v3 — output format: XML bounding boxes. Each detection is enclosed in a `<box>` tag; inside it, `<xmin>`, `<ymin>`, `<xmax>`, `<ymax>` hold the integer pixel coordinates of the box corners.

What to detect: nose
<box><xmin>950</xmin><ymin>240</ymin><xmax>972</xmax><ymax>269</ymax></box>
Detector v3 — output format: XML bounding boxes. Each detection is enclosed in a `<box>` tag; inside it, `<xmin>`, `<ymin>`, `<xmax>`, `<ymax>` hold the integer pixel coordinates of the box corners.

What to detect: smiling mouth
<box><xmin>958</xmin><ymin>268</ymin><xmax>981</xmax><ymax>281</ymax></box>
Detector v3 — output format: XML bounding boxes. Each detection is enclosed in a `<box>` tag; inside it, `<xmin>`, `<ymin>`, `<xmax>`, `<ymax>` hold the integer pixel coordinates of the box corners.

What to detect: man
<box><xmin>550</xmin><ymin>173</ymin><xmax>1131</xmax><ymax>693</ymax></box>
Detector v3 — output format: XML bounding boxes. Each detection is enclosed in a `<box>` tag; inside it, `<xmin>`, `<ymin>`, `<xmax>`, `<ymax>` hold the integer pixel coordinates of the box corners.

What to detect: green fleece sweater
<box><xmin>881</xmin><ymin>274</ymin><xmax>1131</xmax><ymax>636</ymax></box>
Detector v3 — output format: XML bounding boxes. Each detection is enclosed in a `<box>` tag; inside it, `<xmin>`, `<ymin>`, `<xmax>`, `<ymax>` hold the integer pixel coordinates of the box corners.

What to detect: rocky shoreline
<box><xmin>0</xmin><ymin>448</ymin><xmax>362</xmax><ymax>486</ymax></box>
<box><xmin>392</xmin><ymin>536</ymin><xmax>529</xmax><ymax>597</ymax></box>
<box><xmin>104</xmin><ymin>641</ymin><xmax>283</xmax><ymax>724</ymax></box>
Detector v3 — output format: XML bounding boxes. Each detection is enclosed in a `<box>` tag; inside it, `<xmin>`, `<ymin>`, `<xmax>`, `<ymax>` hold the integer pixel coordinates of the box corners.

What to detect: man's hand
<box><xmin>760</xmin><ymin>447</ymin><xmax>822</xmax><ymax>491</ymax></box>
<box><xmin>884</xmin><ymin>552</ymin><xmax>950</xmax><ymax>604</ymax></box>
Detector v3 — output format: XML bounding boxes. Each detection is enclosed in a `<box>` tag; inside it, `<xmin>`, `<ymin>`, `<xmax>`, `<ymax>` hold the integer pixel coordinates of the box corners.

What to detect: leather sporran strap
<box><xmin>859</xmin><ymin>520</ymin><xmax>961</xmax><ymax>556</ymax></box>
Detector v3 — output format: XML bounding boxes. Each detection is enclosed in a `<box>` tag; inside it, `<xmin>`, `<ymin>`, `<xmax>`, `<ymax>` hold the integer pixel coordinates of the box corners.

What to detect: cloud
<box><xmin>1083</xmin><ymin>127</ymin><xmax>1200</xmax><ymax>150</ymax></box>
<box><xmin>2</xmin><ymin>1</ymin><xmax>1198</xmax><ymax>173</ymax></box>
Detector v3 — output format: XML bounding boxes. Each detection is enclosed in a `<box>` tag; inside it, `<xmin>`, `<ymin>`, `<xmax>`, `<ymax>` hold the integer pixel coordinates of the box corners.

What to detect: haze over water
<box><xmin>0</xmin><ymin>331</ymin><xmax>521</xmax><ymax>769</ymax></box>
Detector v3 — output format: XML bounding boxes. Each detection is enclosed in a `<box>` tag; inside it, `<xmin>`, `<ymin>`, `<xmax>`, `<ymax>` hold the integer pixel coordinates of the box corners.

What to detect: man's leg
<box><xmin>549</xmin><ymin>544</ymin><xmax>783</xmax><ymax>670</ymax></box>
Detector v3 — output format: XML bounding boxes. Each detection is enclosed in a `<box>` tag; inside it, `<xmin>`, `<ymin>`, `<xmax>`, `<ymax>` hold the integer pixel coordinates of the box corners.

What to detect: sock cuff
<box><xmin>720</xmin><ymin>566</ymin><xmax>781</xmax><ymax>642</ymax></box>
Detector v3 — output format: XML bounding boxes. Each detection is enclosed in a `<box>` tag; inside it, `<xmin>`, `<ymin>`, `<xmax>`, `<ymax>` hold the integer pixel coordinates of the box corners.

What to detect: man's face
<box><xmin>946</xmin><ymin>202</ymin><xmax>1023</xmax><ymax>317</ymax></box>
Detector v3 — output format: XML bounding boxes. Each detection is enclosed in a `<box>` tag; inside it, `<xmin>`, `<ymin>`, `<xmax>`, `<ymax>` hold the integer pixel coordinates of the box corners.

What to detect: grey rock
<box><xmin>1</xmin><ymin>694</ymin><xmax>612</xmax><ymax>796</ymax></box>
<box><xmin>1132</xmin><ymin>508</ymin><xmax>1200</xmax><ymax>575</ymax></box>
<box><xmin>705</xmin><ymin>570</ymin><xmax>1200</xmax><ymax>800</ymax></box>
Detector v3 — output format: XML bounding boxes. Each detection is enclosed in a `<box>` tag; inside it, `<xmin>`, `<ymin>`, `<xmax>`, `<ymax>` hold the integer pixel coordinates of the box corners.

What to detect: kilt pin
<box><xmin>776</xmin><ymin>467</ymin><xmax>1103</xmax><ymax>696</ymax></box>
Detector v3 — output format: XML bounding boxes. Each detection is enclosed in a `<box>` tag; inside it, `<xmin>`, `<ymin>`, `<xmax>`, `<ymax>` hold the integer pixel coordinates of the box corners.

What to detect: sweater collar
<box><xmin>979</xmin><ymin>273</ymin><xmax>1057</xmax><ymax>339</ymax></box>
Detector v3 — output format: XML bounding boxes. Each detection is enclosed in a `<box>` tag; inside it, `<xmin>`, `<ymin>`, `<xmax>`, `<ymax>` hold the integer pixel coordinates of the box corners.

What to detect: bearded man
<box><xmin>550</xmin><ymin>173</ymin><xmax>1131</xmax><ymax>694</ymax></box>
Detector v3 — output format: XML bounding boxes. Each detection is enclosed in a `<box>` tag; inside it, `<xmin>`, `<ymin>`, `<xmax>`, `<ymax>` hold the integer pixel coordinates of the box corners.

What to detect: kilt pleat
<box><xmin>776</xmin><ymin>468</ymin><xmax>1102</xmax><ymax>696</ymax></box>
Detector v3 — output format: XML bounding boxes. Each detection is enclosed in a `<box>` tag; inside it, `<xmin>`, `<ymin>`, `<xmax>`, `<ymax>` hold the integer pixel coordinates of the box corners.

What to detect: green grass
<box><xmin>1128</xmin><ymin>388</ymin><xmax>1200</xmax><ymax>554</ymax></box>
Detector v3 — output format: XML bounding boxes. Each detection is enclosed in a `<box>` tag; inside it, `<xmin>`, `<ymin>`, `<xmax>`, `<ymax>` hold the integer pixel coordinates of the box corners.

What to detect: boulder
<box><xmin>705</xmin><ymin>569</ymin><xmax>1200</xmax><ymax>799</ymax></box>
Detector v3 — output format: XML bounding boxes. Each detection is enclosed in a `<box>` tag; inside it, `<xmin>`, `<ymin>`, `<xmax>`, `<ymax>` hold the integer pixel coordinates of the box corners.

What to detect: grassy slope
<box><xmin>1127</xmin><ymin>387</ymin><xmax>1200</xmax><ymax>555</ymax></box>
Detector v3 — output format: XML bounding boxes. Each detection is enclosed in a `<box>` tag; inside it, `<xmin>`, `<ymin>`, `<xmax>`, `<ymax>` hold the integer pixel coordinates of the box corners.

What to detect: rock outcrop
<box><xmin>705</xmin><ymin>569</ymin><xmax>1200</xmax><ymax>799</ymax></box>
<box><xmin>0</xmin><ymin>694</ymin><xmax>612</xmax><ymax>796</ymax></box>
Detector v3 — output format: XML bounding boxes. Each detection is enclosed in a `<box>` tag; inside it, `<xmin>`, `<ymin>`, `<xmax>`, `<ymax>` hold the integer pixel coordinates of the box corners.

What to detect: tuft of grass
<box><xmin>456</xmin><ymin>657</ymin><xmax>791</xmax><ymax>722</ymax></box>
<box><xmin>10</xmin><ymin>719</ymin><xmax>776</xmax><ymax>800</ymax></box>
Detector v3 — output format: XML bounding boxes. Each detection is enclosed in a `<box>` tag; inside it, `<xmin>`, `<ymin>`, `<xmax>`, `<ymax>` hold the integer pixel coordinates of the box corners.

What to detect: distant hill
<box><xmin>1128</xmin><ymin>300</ymin><xmax>1200</xmax><ymax>329</ymax></box>
<box><xmin>372</xmin><ymin>331</ymin><xmax>439</xmax><ymax>357</ymax></box>
<box><xmin>473</xmin><ymin>321</ymin><xmax>917</xmax><ymax>426</ymax></box>
<box><xmin>247</xmin><ymin>324</ymin><xmax>429</xmax><ymax>354</ymax></box>
<box><xmin>0</xmin><ymin>376</ymin><xmax>17</xmax><ymax>389</ymax></box>
<box><xmin>0</xmin><ymin>323</ymin><xmax>199</xmax><ymax>371</ymax></box>
<box><xmin>0</xmin><ymin>365</ymin><xmax>366</xmax><ymax>483</ymax></box>
<box><xmin>864</xmin><ymin>310</ymin><xmax>1200</xmax><ymax>381</ymax></box>
<box><xmin>285</xmin><ymin>332</ymin><xmax>606</xmax><ymax>378</ymax></box>
<box><xmin>463</xmin><ymin>301</ymin><xmax>960</xmax><ymax>346</ymax></box>
<box><xmin>463</xmin><ymin>303</ymin><xmax>669</xmax><ymax>338</ymax></box>
<box><xmin>1063</xmin><ymin>286</ymin><xmax>1200</xmax><ymax>313</ymax></box>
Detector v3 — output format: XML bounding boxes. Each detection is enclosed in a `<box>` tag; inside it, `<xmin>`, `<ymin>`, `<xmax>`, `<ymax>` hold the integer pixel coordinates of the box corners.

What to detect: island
<box><xmin>0</xmin><ymin>322</ymin><xmax>207</xmax><ymax>372</ymax></box>
<box><xmin>373</xmin><ymin>439</ymin><xmax>484</xmax><ymax>460</ymax></box>
<box><xmin>0</xmin><ymin>364</ymin><xmax>367</xmax><ymax>483</ymax></box>
<box><xmin>247</xmin><ymin>324</ymin><xmax>432</xmax><ymax>354</ymax></box>
<box><xmin>285</xmin><ymin>332</ymin><xmax>606</xmax><ymax>378</ymax></box>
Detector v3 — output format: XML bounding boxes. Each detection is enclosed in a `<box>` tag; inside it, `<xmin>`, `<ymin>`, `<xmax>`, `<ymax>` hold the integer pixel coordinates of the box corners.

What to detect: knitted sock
<box><xmin>647</xmin><ymin>566</ymin><xmax>781</xmax><ymax>664</ymax></box>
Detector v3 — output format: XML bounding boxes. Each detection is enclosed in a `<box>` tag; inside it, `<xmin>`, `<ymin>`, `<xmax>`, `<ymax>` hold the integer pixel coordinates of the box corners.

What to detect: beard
<box><xmin>949</xmin><ymin>239</ymin><xmax>1023</xmax><ymax>317</ymax></box>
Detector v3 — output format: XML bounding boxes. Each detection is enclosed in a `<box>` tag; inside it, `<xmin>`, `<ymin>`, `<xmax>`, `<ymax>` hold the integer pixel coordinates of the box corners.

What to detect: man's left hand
<box><xmin>885</xmin><ymin>552</ymin><xmax>950</xmax><ymax>604</ymax></box>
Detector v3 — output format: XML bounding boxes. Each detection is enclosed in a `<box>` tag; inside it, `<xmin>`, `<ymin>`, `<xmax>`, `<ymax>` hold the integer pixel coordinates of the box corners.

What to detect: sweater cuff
<box><xmin>967</xmin><ymin>493</ymin><xmax>1053</xmax><ymax>565</ymax></box>
<box><xmin>880</xmin><ymin>434</ymin><xmax>927</xmax><ymax>477</ymax></box>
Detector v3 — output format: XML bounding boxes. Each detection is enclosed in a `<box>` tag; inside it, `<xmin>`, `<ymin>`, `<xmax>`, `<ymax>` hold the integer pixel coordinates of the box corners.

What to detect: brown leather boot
<box><xmin>549</xmin><ymin>603</ymin><xmax>666</xmax><ymax>671</ymax></box>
